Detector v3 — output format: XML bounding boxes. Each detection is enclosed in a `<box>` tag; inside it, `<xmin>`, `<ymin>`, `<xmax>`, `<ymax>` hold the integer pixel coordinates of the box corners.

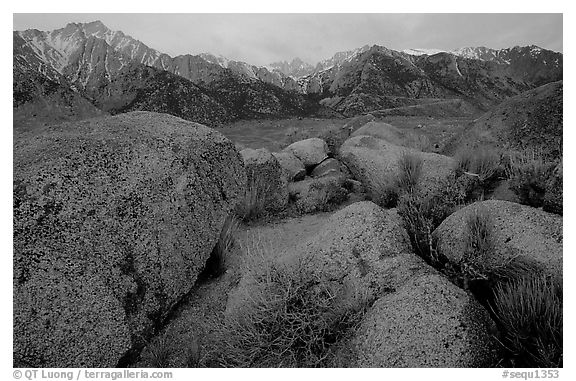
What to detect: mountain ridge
<box><xmin>13</xmin><ymin>20</ymin><xmax>563</xmax><ymax>128</ymax></box>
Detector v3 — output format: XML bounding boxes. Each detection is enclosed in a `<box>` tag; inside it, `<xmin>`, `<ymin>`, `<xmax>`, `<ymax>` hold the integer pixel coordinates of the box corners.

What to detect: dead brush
<box><xmin>211</xmin><ymin>235</ymin><xmax>371</xmax><ymax>367</ymax></box>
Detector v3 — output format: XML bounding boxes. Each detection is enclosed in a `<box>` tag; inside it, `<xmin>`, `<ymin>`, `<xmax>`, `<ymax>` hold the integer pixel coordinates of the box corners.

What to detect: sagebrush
<box><xmin>212</xmin><ymin>250</ymin><xmax>370</xmax><ymax>367</ymax></box>
<box><xmin>504</xmin><ymin>149</ymin><xmax>557</xmax><ymax>208</ymax></box>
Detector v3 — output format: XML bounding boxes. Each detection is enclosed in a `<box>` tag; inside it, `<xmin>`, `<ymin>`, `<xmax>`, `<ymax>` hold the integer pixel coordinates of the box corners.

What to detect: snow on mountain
<box><xmin>402</xmin><ymin>48</ymin><xmax>446</xmax><ymax>56</ymax></box>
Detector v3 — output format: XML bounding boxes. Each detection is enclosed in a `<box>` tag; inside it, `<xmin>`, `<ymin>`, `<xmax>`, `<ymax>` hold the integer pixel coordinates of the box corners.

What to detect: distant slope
<box><xmin>298</xmin><ymin>46</ymin><xmax>537</xmax><ymax>116</ymax></box>
<box><xmin>443</xmin><ymin>81</ymin><xmax>563</xmax><ymax>159</ymax></box>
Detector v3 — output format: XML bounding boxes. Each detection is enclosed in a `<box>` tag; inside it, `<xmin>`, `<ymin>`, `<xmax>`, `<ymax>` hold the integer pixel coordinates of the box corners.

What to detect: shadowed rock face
<box><xmin>13</xmin><ymin>111</ymin><xmax>246</xmax><ymax>367</ymax></box>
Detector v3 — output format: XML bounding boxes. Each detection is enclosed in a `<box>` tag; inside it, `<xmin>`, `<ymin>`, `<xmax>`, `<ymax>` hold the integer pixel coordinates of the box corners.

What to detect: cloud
<box><xmin>13</xmin><ymin>13</ymin><xmax>562</xmax><ymax>65</ymax></box>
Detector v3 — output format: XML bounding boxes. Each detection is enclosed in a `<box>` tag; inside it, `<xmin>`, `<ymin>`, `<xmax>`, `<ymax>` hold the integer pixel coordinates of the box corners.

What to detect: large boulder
<box><xmin>239</xmin><ymin>148</ymin><xmax>289</xmax><ymax>214</ymax></box>
<box><xmin>272</xmin><ymin>151</ymin><xmax>306</xmax><ymax>182</ymax></box>
<box><xmin>13</xmin><ymin>111</ymin><xmax>246</xmax><ymax>367</ymax></box>
<box><xmin>346</xmin><ymin>272</ymin><xmax>497</xmax><ymax>367</ymax></box>
<box><xmin>283</xmin><ymin>138</ymin><xmax>329</xmax><ymax>169</ymax></box>
<box><xmin>433</xmin><ymin>200</ymin><xmax>563</xmax><ymax>279</ymax></box>
<box><xmin>288</xmin><ymin>176</ymin><xmax>349</xmax><ymax>214</ymax></box>
<box><xmin>351</xmin><ymin>121</ymin><xmax>431</xmax><ymax>151</ymax></box>
<box><xmin>340</xmin><ymin>135</ymin><xmax>454</xmax><ymax>196</ymax></box>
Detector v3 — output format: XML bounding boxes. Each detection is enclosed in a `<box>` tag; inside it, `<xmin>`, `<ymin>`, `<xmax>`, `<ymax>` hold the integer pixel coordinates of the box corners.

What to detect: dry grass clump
<box><xmin>504</xmin><ymin>149</ymin><xmax>557</xmax><ymax>208</ymax></box>
<box><xmin>492</xmin><ymin>274</ymin><xmax>562</xmax><ymax>367</ymax></box>
<box><xmin>237</xmin><ymin>172</ymin><xmax>270</xmax><ymax>221</ymax></box>
<box><xmin>455</xmin><ymin>147</ymin><xmax>501</xmax><ymax>183</ymax></box>
<box><xmin>460</xmin><ymin>207</ymin><xmax>495</xmax><ymax>280</ymax></box>
<box><xmin>200</xmin><ymin>213</ymin><xmax>240</xmax><ymax>279</ymax></box>
<box><xmin>396</xmin><ymin>151</ymin><xmax>424</xmax><ymax>195</ymax></box>
<box><xmin>371</xmin><ymin>151</ymin><xmax>423</xmax><ymax>208</ymax></box>
<box><xmin>212</xmin><ymin>249</ymin><xmax>370</xmax><ymax>367</ymax></box>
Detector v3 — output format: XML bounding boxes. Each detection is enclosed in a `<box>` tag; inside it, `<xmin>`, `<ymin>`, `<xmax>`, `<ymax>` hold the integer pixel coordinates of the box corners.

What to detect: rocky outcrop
<box><xmin>340</xmin><ymin>135</ymin><xmax>454</xmax><ymax>196</ymax></box>
<box><xmin>13</xmin><ymin>112</ymin><xmax>246</xmax><ymax>367</ymax></box>
<box><xmin>272</xmin><ymin>151</ymin><xmax>306</xmax><ymax>182</ymax></box>
<box><xmin>283</xmin><ymin>138</ymin><xmax>329</xmax><ymax>169</ymax></box>
<box><xmin>226</xmin><ymin>201</ymin><xmax>496</xmax><ymax>367</ymax></box>
<box><xmin>346</xmin><ymin>272</ymin><xmax>497</xmax><ymax>367</ymax></box>
<box><xmin>433</xmin><ymin>200</ymin><xmax>563</xmax><ymax>279</ymax></box>
<box><xmin>240</xmin><ymin>148</ymin><xmax>289</xmax><ymax>214</ymax></box>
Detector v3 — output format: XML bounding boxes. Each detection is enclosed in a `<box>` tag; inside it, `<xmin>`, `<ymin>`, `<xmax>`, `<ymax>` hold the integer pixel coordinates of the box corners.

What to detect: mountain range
<box><xmin>13</xmin><ymin>21</ymin><xmax>563</xmax><ymax>129</ymax></box>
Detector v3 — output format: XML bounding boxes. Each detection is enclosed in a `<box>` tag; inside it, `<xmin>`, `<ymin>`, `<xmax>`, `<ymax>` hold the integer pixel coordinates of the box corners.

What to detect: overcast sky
<box><xmin>13</xmin><ymin>14</ymin><xmax>563</xmax><ymax>66</ymax></box>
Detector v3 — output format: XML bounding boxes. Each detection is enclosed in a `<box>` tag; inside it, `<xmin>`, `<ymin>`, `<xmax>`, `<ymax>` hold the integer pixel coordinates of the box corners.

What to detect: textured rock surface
<box><xmin>283</xmin><ymin>138</ymin><xmax>329</xmax><ymax>169</ymax></box>
<box><xmin>347</xmin><ymin>273</ymin><xmax>497</xmax><ymax>367</ymax></box>
<box><xmin>272</xmin><ymin>151</ymin><xmax>306</xmax><ymax>182</ymax></box>
<box><xmin>311</xmin><ymin>158</ymin><xmax>351</xmax><ymax>179</ymax></box>
<box><xmin>288</xmin><ymin>176</ymin><xmax>349</xmax><ymax>214</ymax></box>
<box><xmin>434</xmin><ymin>200</ymin><xmax>563</xmax><ymax>278</ymax></box>
<box><xmin>13</xmin><ymin>111</ymin><xmax>246</xmax><ymax>367</ymax></box>
<box><xmin>240</xmin><ymin>148</ymin><xmax>289</xmax><ymax>213</ymax></box>
<box><xmin>340</xmin><ymin>135</ymin><xmax>454</xmax><ymax>195</ymax></box>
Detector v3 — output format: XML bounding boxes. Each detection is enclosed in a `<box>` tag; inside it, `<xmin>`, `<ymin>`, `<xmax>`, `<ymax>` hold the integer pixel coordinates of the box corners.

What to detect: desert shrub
<box><xmin>492</xmin><ymin>274</ymin><xmax>562</xmax><ymax>367</ymax></box>
<box><xmin>200</xmin><ymin>213</ymin><xmax>240</xmax><ymax>279</ymax></box>
<box><xmin>371</xmin><ymin>151</ymin><xmax>423</xmax><ymax>208</ymax></box>
<box><xmin>455</xmin><ymin>147</ymin><xmax>501</xmax><ymax>183</ymax></box>
<box><xmin>237</xmin><ymin>172</ymin><xmax>270</xmax><ymax>221</ymax></box>
<box><xmin>396</xmin><ymin>151</ymin><xmax>423</xmax><ymax>195</ymax></box>
<box><xmin>214</xmin><ymin>255</ymin><xmax>370</xmax><ymax>367</ymax></box>
<box><xmin>505</xmin><ymin>149</ymin><xmax>556</xmax><ymax>208</ymax></box>
<box><xmin>397</xmin><ymin>174</ymin><xmax>467</xmax><ymax>264</ymax></box>
<box><xmin>460</xmin><ymin>207</ymin><xmax>495</xmax><ymax>280</ymax></box>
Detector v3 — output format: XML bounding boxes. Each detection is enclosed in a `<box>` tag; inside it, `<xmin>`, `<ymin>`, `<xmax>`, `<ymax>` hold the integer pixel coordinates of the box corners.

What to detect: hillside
<box><xmin>443</xmin><ymin>81</ymin><xmax>563</xmax><ymax>159</ymax></box>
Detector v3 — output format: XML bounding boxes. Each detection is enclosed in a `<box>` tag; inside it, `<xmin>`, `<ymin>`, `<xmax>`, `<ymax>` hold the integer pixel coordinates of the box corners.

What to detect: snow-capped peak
<box><xmin>402</xmin><ymin>48</ymin><xmax>446</xmax><ymax>56</ymax></box>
